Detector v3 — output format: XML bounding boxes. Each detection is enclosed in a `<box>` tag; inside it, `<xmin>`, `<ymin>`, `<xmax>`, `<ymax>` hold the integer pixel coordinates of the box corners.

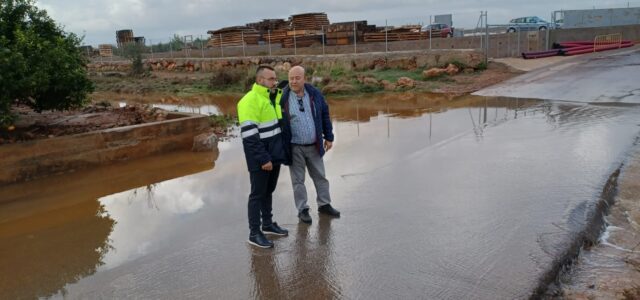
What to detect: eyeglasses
<box><xmin>297</xmin><ymin>96</ymin><xmax>305</xmax><ymax>112</ymax></box>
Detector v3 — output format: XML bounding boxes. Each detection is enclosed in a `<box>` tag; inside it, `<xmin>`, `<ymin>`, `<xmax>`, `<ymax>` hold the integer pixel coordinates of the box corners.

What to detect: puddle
<box><xmin>1</xmin><ymin>93</ymin><xmax>639</xmax><ymax>299</ymax></box>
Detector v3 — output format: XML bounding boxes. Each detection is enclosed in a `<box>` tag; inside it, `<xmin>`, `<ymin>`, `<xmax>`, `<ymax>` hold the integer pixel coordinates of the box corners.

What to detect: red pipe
<box><xmin>522</xmin><ymin>40</ymin><xmax>634</xmax><ymax>59</ymax></box>
<box><xmin>564</xmin><ymin>42</ymin><xmax>634</xmax><ymax>56</ymax></box>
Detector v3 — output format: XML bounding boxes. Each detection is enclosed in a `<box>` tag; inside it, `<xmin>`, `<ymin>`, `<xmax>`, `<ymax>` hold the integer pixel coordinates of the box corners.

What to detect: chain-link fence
<box><xmin>88</xmin><ymin>3</ymin><xmax>640</xmax><ymax>63</ymax></box>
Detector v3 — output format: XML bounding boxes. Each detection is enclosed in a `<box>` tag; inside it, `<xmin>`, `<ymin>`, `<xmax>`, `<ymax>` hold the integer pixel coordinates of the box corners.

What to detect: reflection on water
<box><xmin>249</xmin><ymin>216</ymin><xmax>341</xmax><ymax>300</ymax></box>
<box><xmin>0</xmin><ymin>150</ymin><xmax>217</xmax><ymax>299</ymax></box>
<box><xmin>0</xmin><ymin>199</ymin><xmax>114</xmax><ymax>300</ymax></box>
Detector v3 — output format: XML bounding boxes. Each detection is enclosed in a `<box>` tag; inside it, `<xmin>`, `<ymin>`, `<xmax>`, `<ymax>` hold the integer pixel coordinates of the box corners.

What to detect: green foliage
<box><xmin>0</xmin><ymin>0</ymin><xmax>94</xmax><ymax>125</ymax></box>
<box><xmin>358</xmin><ymin>83</ymin><xmax>383</xmax><ymax>93</ymax></box>
<box><xmin>366</xmin><ymin>68</ymin><xmax>424</xmax><ymax>82</ymax></box>
<box><xmin>446</xmin><ymin>60</ymin><xmax>467</xmax><ymax>70</ymax></box>
<box><xmin>209</xmin><ymin>68</ymin><xmax>248</xmax><ymax>91</ymax></box>
<box><xmin>476</xmin><ymin>61</ymin><xmax>488</xmax><ymax>71</ymax></box>
<box><xmin>330</xmin><ymin>66</ymin><xmax>346</xmax><ymax>77</ymax></box>
<box><xmin>119</xmin><ymin>43</ymin><xmax>147</xmax><ymax>76</ymax></box>
<box><xmin>208</xmin><ymin>114</ymin><xmax>237</xmax><ymax>128</ymax></box>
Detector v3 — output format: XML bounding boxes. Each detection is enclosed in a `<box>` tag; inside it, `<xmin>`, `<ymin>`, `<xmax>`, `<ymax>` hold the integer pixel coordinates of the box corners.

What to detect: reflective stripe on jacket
<box><xmin>237</xmin><ymin>83</ymin><xmax>286</xmax><ymax>172</ymax></box>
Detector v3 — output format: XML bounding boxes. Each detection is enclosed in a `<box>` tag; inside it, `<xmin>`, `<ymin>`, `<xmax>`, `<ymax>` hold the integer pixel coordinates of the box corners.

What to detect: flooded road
<box><xmin>475</xmin><ymin>47</ymin><xmax>640</xmax><ymax>103</ymax></box>
<box><xmin>1</xmin><ymin>93</ymin><xmax>640</xmax><ymax>299</ymax></box>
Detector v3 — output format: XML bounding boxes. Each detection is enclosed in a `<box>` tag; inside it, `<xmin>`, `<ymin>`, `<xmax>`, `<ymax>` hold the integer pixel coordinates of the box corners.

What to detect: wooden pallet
<box><xmin>287</xmin><ymin>29</ymin><xmax>324</xmax><ymax>36</ymax></box>
<box><xmin>282</xmin><ymin>35</ymin><xmax>321</xmax><ymax>48</ymax></box>
<box><xmin>363</xmin><ymin>32</ymin><xmax>430</xmax><ymax>42</ymax></box>
<box><xmin>290</xmin><ymin>12</ymin><xmax>330</xmax><ymax>31</ymax></box>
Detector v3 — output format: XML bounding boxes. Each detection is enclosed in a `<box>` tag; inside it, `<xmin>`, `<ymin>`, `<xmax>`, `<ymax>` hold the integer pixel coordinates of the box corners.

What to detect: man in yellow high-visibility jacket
<box><xmin>238</xmin><ymin>65</ymin><xmax>288</xmax><ymax>248</ymax></box>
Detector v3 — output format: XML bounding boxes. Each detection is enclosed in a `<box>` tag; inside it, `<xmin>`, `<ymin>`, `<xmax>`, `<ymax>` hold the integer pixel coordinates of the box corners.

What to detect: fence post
<box><xmin>429</xmin><ymin>15</ymin><xmax>432</xmax><ymax>50</ymax></box>
<box><xmin>353</xmin><ymin>21</ymin><xmax>357</xmax><ymax>54</ymax></box>
<box><xmin>242</xmin><ymin>31</ymin><xmax>246</xmax><ymax>57</ymax></box>
<box><xmin>169</xmin><ymin>36</ymin><xmax>173</xmax><ymax>58</ymax></box>
<box><xmin>200</xmin><ymin>35</ymin><xmax>204</xmax><ymax>58</ymax></box>
<box><xmin>321</xmin><ymin>25</ymin><xmax>325</xmax><ymax>55</ymax></box>
<box><xmin>150</xmin><ymin>39</ymin><xmax>154</xmax><ymax>59</ymax></box>
<box><xmin>517</xmin><ymin>27</ymin><xmax>520</xmax><ymax>57</ymax></box>
<box><xmin>268</xmin><ymin>30</ymin><xmax>272</xmax><ymax>56</ymax></box>
<box><xmin>385</xmin><ymin>19</ymin><xmax>388</xmax><ymax>53</ymax></box>
<box><xmin>219</xmin><ymin>33</ymin><xmax>223</xmax><ymax>57</ymax></box>
<box><xmin>484</xmin><ymin>11</ymin><xmax>489</xmax><ymax>64</ymax></box>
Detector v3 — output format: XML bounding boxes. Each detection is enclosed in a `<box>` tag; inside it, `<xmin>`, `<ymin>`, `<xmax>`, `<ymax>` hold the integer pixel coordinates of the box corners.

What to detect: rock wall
<box><xmin>88</xmin><ymin>50</ymin><xmax>485</xmax><ymax>74</ymax></box>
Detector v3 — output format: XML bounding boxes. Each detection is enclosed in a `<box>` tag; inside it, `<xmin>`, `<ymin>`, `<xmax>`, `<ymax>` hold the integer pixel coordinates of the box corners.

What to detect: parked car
<box><xmin>422</xmin><ymin>23</ymin><xmax>454</xmax><ymax>38</ymax></box>
<box><xmin>506</xmin><ymin>16</ymin><xmax>555</xmax><ymax>32</ymax></box>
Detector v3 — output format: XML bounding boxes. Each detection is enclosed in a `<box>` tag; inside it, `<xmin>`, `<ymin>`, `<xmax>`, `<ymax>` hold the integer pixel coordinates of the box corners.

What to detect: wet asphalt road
<box><xmin>2</xmin><ymin>91</ymin><xmax>640</xmax><ymax>299</ymax></box>
<box><xmin>474</xmin><ymin>47</ymin><xmax>640</xmax><ymax>103</ymax></box>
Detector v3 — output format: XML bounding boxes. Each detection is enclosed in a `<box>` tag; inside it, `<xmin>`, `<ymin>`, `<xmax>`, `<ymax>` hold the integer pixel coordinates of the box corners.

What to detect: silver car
<box><xmin>507</xmin><ymin>16</ymin><xmax>555</xmax><ymax>32</ymax></box>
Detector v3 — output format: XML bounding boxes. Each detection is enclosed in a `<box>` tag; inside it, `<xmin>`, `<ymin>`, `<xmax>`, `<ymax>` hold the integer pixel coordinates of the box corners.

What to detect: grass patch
<box><xmin>364</xmin><ymin>68</ymin><xmax>424</xmax><ymax>82</ymax></box>
<box><xmin>208</xmin><ymin>114</ymin><xmax>238</xmax><ymax>128</ymax></box>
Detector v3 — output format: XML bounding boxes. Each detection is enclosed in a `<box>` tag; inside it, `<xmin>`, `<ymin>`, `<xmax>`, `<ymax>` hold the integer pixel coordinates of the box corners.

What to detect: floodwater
<box><xmin>1</xmin><ymin>93</ymin><xmax>640</xmax><ymax>299</ymax></box>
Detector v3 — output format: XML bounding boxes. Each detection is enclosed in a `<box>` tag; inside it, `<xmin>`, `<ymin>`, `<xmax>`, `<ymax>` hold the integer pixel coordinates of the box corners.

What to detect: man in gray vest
<box><xmin>280</xmin><ymin>66</ymin><xmax>340</xmax><ymax>224</ymax></box>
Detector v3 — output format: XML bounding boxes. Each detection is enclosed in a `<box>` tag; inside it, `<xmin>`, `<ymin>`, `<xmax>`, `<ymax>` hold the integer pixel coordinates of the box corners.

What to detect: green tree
<box><xmin>118</xmin><ymin>43</ymin><xmax>146</xmax><ymax>76</ymax></box>
<box><xmin>0</xmin><ymin>0</ymin><xmax>94</xmax><ymax>126</ymax></box>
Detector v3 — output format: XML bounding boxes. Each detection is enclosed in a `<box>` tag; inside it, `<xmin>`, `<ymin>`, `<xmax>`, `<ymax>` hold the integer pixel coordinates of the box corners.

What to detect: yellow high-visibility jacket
<box><xmin>237</xmin><ymin>83</ymin><xmax>286</xmax><ymax>172</ymax></box>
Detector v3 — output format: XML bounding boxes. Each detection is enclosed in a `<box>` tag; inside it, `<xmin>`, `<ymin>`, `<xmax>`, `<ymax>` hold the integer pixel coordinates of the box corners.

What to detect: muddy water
<box><xmin>1</xmin><ymin>93</ymin><xmax>640</xmax><ymax>299</ymax></box>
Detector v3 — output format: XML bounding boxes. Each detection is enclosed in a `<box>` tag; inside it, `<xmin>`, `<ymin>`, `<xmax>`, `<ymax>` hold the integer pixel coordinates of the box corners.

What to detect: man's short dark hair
<box><xmin>256</xmin><ymin>65</ymin><xmax>274</xmax><ymax>77</ymax></box>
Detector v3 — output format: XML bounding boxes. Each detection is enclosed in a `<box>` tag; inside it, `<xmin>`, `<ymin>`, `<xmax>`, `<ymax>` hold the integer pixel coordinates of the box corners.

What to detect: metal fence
<box><xmin>91</xmin><ymin>10</ymin><xmax>637</xmax><ymax>64</ymax></box>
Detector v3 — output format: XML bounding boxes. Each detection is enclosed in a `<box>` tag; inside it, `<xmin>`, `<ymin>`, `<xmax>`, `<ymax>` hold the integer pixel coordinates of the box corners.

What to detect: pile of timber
<box><xmin>281</xmin><ymin>13</ymin><xmax>329</xmax><ymax>48</ymax></box>
<box><xmin>364</xmin><ymin>25</ymin><xmax>428</xmax><ymax>42</ymax></box>
<box><xmin>282</xmin><ymin>34</ymin><xmax>321</xmax><ymax>48</ymax></box>
<box><xmin>325</xmin><ymin>21</ymin><xmax>376</xmax><ymax>45</ymax></box>
<box><xmin>207</xmin><ymin>26</ymin><xmax>261</xmax><ymax>47</ymax></box>
<box><xmin>246</xmin><ymin>19</ymin><xmax>291</xmax><ymax>46</ymax></box>
<box><xmin>387</xmin><ymin>25</ymin><xmax>422</xmax><ymax>33</ymax></box>
<box><xmin>246</xmin><ymin>19</ymin><xmax>289</xmax><ymax>32</ymax></box>
<box><xmin>290</xmin><ymin>13</ymin><xmax>330</xmax><ymax>30</ymax></box>
<box><xmin>116</xmin><ymin>29</ymin><xmax>134</xmax><ymax>47</ymax></box>
<box><xmin>267</xmin><ymin>29</ymin><xmax>288</xmax><ymax>45</ymax></box>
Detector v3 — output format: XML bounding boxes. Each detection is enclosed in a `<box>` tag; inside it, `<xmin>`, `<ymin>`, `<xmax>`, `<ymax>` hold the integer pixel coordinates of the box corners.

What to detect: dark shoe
<box><xmin>247</xmin><ymin>232</ymin><xmax>273</xmax><ymax>248</ymax></box>
<box><xmin>318</xmin><ymin>204</ymin><xmax>341</xmax><ymax>217</ymax></box>
<box><xmin>262</xmin><ymin>222</ymin><xmax>289</xmax><ymax>236</ymax></box>
<box><xmin>298</xmin><ymin>208</ymin><xmax>312</xmax><ymax>224</ymax></box>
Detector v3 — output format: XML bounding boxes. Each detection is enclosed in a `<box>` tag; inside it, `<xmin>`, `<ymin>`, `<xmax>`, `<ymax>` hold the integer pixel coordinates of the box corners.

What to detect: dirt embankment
<box><xmin>1</xmin><ymin>104</ymin><xmax>170</xmax><ymax>145</ymax></box>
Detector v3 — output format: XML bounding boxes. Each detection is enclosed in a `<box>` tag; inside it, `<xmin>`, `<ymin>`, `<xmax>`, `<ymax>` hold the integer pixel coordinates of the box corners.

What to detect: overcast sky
<box><xmin>36</xmin><ymin>0</ymin><xmax>639</xmax><ymax>46</ymax></box>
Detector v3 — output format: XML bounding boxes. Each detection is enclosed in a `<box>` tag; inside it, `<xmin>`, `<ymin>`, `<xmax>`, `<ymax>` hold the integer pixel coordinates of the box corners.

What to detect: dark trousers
<box><xmin>248</xmin><ymin>164</ymin><xmax>280</xmax><ymax>234</ymax></box>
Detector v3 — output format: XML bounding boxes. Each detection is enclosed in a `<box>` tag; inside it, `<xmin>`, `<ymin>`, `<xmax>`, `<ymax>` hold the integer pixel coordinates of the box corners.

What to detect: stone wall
<box><xmin>88</xmin><ymin>49</ymin><xmax>485</xmax><ymax>74</ymax></box>
<box><xmin>0</xmin><ymin>113</ymin><xmax>210</xmax><ymax>186</ymax></box>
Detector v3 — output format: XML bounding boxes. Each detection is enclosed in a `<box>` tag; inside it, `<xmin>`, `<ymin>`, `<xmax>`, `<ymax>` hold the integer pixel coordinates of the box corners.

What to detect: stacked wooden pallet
<box><xmin>282</xmin><ymin>35</ymin><xmax>321</xmax><ymax>48</ymax></box>
<box><xmin>265</xmin><ymin>29</ymin><xmax>288</xmax><ymax>44</ymax></box>
<box><xmin>290</xmin><ymin>13</ymin><xmax>330</xmax><ymax>30</ymax></box>
<box><xmin>325</xmin><ymin>21</ymin><xmax>376</xmax><ymax>45</ymax></box>
<box><xmin>363</xmin><ymin>32</ymin><xmax>430</xmax><ymax>42</ymax></box>
<box><xmin>246</xmin><ymin>19</ymin><xmax>290</xmax><ymax>46</ymax></box>
<box><xmin>116</xmin><ymin>29</ymin><xmax>134</xmax><ymax>47</ymax></box>
<box><xmin>206</xmin><ymin>26</ymin><xmax>261</xmax><ymax>47</ymax></box>
<box><xmin>281</xmin><ymin>13</ymin><xmax>329</xmax><ymax>48</ymax></box>
<box><xmin>246</xmin><ymin>19</ymin><xmax>289</xmax><ymax>32</ymax></box>
<box><xmin>363</xmin><ymin>25</ymin><xmax>428</xmax><ymax>42</ymax></box>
